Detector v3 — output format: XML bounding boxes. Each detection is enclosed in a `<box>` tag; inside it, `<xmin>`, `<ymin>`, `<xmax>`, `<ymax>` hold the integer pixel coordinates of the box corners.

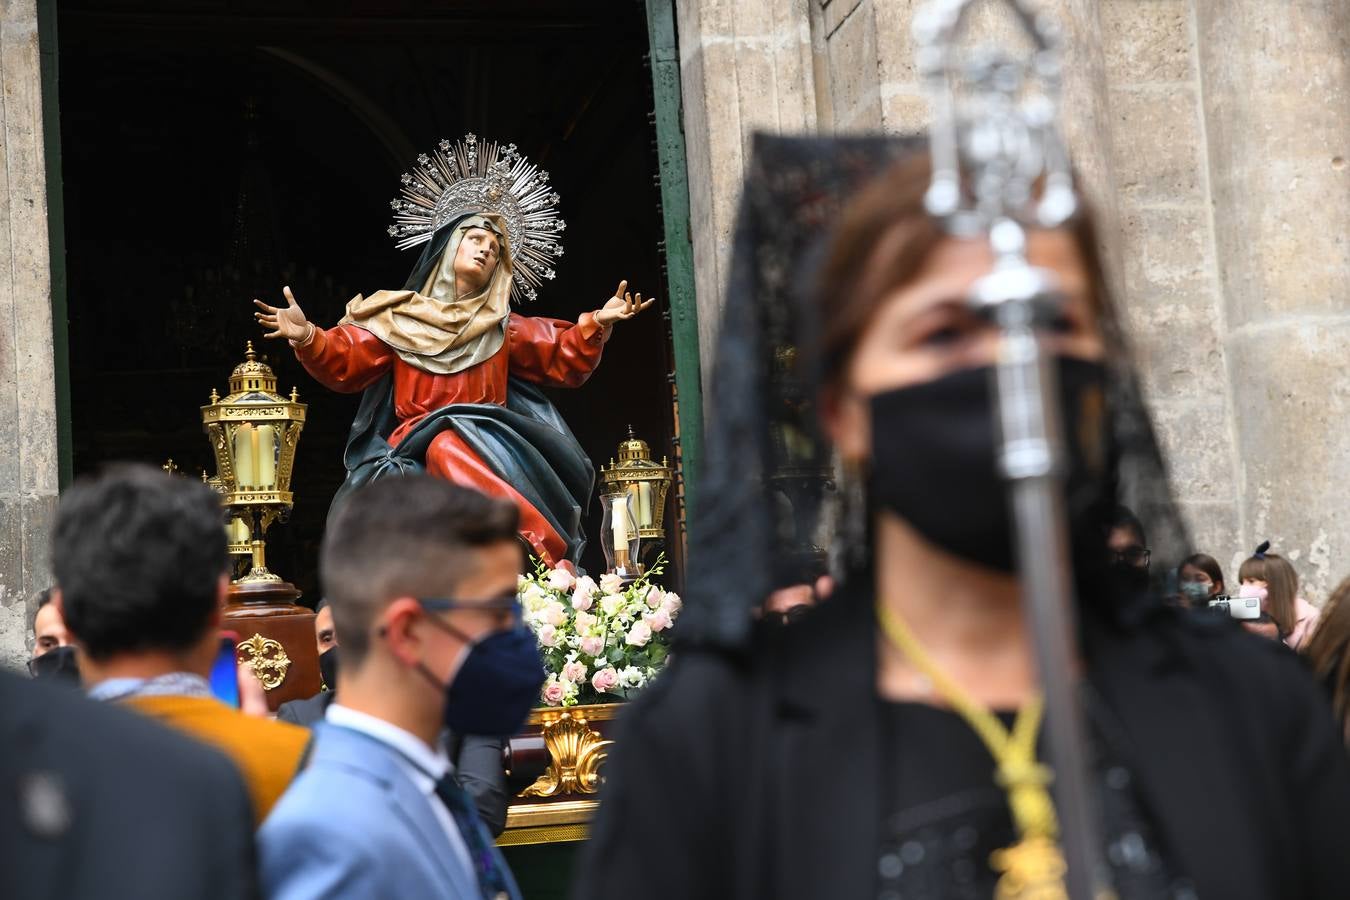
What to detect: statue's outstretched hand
<box><xmin>594</xmin><ymin>280</ymin><xmax>654</xmax><ymax>328</ymax></box>
<box><xmin>254</xmin><ymin>286</ymin><xmax>313</xmax><ymax>343</ymax></box>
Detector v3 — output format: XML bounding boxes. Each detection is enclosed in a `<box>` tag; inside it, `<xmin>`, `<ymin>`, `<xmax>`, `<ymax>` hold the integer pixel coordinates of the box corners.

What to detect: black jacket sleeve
<box><xmin>451</xmin><ymin>735</ymin><xmax>510</xmax><ymax>837</ymax></box>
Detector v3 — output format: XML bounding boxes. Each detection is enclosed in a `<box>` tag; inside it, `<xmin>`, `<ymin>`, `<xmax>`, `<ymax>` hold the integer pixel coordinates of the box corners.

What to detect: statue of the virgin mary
<box><xmin>254</xmin><ymin>135</ymin><xmax>651</xmax><ymax>567</ymax></box>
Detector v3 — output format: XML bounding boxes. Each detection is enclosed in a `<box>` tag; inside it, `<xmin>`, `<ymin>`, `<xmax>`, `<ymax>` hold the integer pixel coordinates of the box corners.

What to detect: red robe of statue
<box><xmin>295</xmin><ymin>312</ymin><xmax>607</xmax><ymax>563</ymax></box>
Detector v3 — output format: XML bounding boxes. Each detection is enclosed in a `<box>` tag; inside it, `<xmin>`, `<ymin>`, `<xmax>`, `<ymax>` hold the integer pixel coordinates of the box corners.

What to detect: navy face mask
<box><xmin>420</xmin><ymin>616</ymin><xmax>545</xmax><ymax>737</ymax></box>
<box><xmin>866</xmin><ymin>357</ymin><xmax>1112</xmax><ymax>574</ymax></box>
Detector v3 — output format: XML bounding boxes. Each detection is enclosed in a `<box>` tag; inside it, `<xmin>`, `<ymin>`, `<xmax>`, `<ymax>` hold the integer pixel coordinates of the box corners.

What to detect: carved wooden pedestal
<box><xmin>224</xmin><ymin>579</ymin><xmax>320</xmax><ymax>712</ymax></box>
<box><xmin>499</xmin><ymin>704</ymin><xmax>621</xmax><ymax>847</ymax></box>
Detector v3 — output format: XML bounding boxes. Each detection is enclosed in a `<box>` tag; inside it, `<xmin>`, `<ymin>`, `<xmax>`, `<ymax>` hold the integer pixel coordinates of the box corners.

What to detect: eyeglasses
<box><xmin>1108</xmin><ymin>546</ymin><xmax>1151</xmax><ymax>567</ymax></box>
<box><xmin>416</xmin><ymin>595</ymin><xmax>522</xmax><ymax>629</ymax></box>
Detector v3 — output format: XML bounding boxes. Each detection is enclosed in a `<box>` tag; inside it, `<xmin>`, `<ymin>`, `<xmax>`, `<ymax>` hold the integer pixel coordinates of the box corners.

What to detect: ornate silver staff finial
<box><xmin>913</xmin><ymin>0</ymin><xmax>1077</xmax><ymax>238</ymax></box>
<box><xmin>913</xmin><ymin>5</ymin><xmax>1107</xmax><ymax>900</ymax></box>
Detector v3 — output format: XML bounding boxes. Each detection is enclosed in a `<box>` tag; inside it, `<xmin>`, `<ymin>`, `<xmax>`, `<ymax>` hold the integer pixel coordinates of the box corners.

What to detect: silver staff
<box><xmin>914</xmin><ymin>2</ymin><xmax>1103</xmax><ymax>897</ymax></box>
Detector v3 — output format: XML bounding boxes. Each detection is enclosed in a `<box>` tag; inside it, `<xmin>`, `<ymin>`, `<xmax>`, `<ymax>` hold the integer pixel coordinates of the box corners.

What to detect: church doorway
<box><xmin>52</xmin><ymin>0</ymin><xmax>694</xmax><ymax>595</ymax></box>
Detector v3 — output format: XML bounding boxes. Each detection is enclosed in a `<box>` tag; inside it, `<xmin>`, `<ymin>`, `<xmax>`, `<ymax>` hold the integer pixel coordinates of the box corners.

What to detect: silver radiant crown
<box><xmin>387</xmin><ymin>133</ymin><xmax>566</xmax><ymax>303</ymax></box>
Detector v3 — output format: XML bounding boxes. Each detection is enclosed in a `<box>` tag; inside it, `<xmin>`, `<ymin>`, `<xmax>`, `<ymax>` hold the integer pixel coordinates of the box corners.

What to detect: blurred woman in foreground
<box><xmin>575</xmin><ymin>139</ymin><xmax>1350</xmax><ymax>900</ymax></box>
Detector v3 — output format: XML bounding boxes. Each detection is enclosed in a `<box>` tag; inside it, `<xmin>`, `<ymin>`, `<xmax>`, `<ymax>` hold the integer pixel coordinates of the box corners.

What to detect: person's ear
<box><xmin>820</xmin><ymin>385</ymin><xmax>871</xmax><ymax>464</ymax></box>
<box><xmin>380</xmin><ymin>598</ymin><xmax>427</xmax><ymax>667</ymax></box>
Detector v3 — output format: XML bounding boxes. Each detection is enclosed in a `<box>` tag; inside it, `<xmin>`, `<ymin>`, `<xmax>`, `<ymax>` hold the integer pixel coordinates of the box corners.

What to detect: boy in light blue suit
<box><xmin>260</xmin><ymin>476</ymin><xmax>546</xmax><ymax>900</ymax></box>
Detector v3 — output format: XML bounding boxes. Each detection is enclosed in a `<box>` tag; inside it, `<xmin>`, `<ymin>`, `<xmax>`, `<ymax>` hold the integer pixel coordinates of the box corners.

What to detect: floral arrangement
<box><xmin>519</xmin><ymin>555</ymin><xmax>682</xmax><ymax>707</ymax></box>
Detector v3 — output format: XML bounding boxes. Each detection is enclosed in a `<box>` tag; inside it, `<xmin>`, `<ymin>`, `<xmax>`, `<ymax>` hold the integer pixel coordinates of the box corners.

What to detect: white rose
<box><xmin>543</xmin><ymin>601</ymin><xmax>568</xmax><ymax>627</ymax></box>
<box><xmin>600</xmin><ymin>593</ymin><xmax>625</xmax><ymax>617</ymax></box>
<box><xmin>625</xmin><ymin>621</ymin><xmax>652</xmax><ymax>648</ymax></box>
<box><xmin>600</xmin><ymin>572</ymin><xmax>625</xmax><ymax>594</ymax></box>
<box><xmin>521</xmin><ymin>583</ymin><xmax>550</xmax><ymax>612</ymax></box>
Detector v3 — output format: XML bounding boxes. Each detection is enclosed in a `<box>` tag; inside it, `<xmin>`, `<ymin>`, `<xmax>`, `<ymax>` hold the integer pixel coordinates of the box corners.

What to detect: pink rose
<box><xmin>537</xmin><ymin>624</ymin><xmax>559</xmax><ymax>647</ymax></box>
<box><xmin>645</xmin><ymin>609</ymin><xmax>672</xmax><ymax>632</ymax></box>
<box><xmin>574</xmin><ymin>610</ymin><xmax>597</xmax><ymax>632</ymax></box>
<box><xmin>600</xmin><ymin>573</ymin><xmax>625</xmax><ymax>594</ymax></box>
<box><xmin>546</xmin><ymin>566</ymin><xmax>577</xmax><ymax>592</ymax></box>
<box><xmin>661</xmin><ymin>592</ymin><xmax>683</xmax><ymax>616</ymax></box>
<box><xmin>562</xmin><ymin>661</ymin><xmax>587</xmax><ymax>683</ymax></box>
<box><xmin>591</xmin><ymin>667</ymin><xmax>620</xmax><ymax>693</ymax></box>
<box><xmin>543</xmin><ymin>601</ymin><xmax>568</xmax><ymax>627</ymax></box>
<box><xmin>579</xmin><ymin>635</ymin><xmax>605</xmax><ymax>657</ymax></box>
<box><xmin>571</xmin><ymin>582</ymin><xmax>595</xmax><ymax>612</ymax></box>
<box><xmin>645</xmin><ymin>587</ymin><xmax>665</xmax><ymax>610</ymax></box>
<box><xmin>542</xmin><ymin>681</ymin><xmax>565</xmax><ymax>706</ymax></box>
<box><xmin>625</xmin><ymin>621</ymin><xmax>652</xmax><ymax>647</ymax></box>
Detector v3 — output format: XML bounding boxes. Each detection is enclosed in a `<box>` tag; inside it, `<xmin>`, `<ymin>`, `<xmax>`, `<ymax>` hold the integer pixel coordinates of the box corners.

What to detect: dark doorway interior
<box><xmin>57</xmin><ymin>0</ymin><xmax>677</xmax><ymax>597</ymax></box>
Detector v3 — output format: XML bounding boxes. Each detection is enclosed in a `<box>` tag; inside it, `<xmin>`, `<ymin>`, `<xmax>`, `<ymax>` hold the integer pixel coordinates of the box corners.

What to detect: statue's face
<box><xmin>453</xmin><ymin>226</ymin><xmax>502</xmax><ymax>295</ymax></box>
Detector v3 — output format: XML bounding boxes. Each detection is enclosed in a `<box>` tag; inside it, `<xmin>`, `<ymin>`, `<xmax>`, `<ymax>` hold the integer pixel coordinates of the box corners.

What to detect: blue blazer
<box><xmin>260</xmin><ymin>722</ymin><xmax>518</xmax><ymax>899</ymax></box>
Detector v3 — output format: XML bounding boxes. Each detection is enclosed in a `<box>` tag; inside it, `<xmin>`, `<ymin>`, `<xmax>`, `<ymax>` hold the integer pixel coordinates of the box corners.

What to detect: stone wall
<box><xmin>677</xmin><ymin>0</ymin><xmax>1350</xmax><ymax>599</ymax></box>
<box><xmin>0</xmin><ymin>0</ymin><xmax>59</xmax><ymax>670</ymax></box>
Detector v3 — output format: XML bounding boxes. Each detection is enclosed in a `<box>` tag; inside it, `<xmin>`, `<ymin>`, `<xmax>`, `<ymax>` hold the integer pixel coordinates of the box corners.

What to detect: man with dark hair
<box><xmin>1</xmin><ymin>673</ymin><xmax>256</xmax><ymax>899</ymax></box>
<box><xmin>261</xmin><ymin>475</ymin><xmax>542</xmax><ymax>899</ymax></box>
<box><xmin>28</xmin><ymin>588</ymin><xmax>80</xmax><ymax>684</ymax></box>
<box><xmin>51</xmin><ymin>464</ymin><xmax>309</xmax><ymax>824</ymax></box>
<box><xmin>30</xmin><ymin>589</ymin><xmax>71</xmax><ymax>659</ymax></box>
<box><xmin>314</xmin><ymin>597</ymin><xmax>337</xmax><ymax>655</ymax></box>
<box><xmin>1105</xmin><ymin>504</ymin><xmax>1151</xmax><ymax>591</ymax></box>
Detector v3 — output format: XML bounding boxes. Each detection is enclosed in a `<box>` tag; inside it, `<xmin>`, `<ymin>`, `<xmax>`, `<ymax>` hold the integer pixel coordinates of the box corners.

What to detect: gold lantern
<box><xmin>201</xmin><ymin>342</ymin><xmax>306</xmax><ymax>585</ymax></box>
<box><xmin>200</xmin><ymin>342</ymin><xmax>319</xmax><ymax>709</ymax></box>
<box><xmin>598</xmin><ymin>426</ymin><xmax>672</xmax><ymax>573</ymax></box>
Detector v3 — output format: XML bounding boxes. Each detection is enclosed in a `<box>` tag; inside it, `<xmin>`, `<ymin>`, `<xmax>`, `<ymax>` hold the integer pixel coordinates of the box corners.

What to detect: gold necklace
<box><xmin>876</xmin><ymin>601</ymin><xmax>1068</xmax><ymax>900</ymax></box>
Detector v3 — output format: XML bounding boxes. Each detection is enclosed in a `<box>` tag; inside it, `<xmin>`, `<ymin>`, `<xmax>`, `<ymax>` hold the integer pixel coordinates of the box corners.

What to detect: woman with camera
<box><xmin>1240</xmin><ymin>542</ymin><xmax>1321</xmax><ymax>649</ymax></box>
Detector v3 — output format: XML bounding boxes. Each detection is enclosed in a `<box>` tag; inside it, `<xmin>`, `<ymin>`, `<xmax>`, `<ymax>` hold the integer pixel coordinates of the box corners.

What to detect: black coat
<box><xmin>576</xmin><ymin>589</ymin><xmax>1350</xmax><ymax>900</ymax></box>
<box><xmin>0</xmin><ymin>673</ymin><xmax>257</xmax><ymax>900</ymax></box>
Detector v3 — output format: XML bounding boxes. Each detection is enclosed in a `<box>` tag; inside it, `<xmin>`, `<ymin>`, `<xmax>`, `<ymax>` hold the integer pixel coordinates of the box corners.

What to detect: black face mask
<box><xmin>1109</xmin><ymin>562</ymin><xmax>1151</xmax><ymax>593</ymax></box>
<box><xmin>318</xmin><ymin>646</ymin><xmax>339</xmax><ymax>692</ymax></box>
<box><xmin>28</xmin><ymin>645</ymin><xmax>81</xmax><ymax>686</ymax></box>
<box><xmin>867</xmin><ymin>357</ymin><xmax>1112</xmax><ymax>573</ymax></box>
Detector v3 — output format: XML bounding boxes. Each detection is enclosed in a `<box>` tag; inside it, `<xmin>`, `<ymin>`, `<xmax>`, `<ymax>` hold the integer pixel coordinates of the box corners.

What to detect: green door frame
<box><xmin>37</xmin><ymin>0</ymin><xmax>73</xmax><ymax>489</ymax></box>
<box><xmin>644</xmin><ymin>0</ymin><xmax>704</xmax><ymax>520</ymax></box>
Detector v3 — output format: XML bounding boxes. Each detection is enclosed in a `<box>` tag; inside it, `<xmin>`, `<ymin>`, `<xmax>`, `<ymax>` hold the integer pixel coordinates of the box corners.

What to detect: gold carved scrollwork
<box><xmin>235</xmin><ymin>633</ymin><xmax>291</xmax><ymax>691</ymax></box>
<box><xmin>520</xmin><ymin>711</ymin><xmax>613</xmax><ymax>798</ymax></box>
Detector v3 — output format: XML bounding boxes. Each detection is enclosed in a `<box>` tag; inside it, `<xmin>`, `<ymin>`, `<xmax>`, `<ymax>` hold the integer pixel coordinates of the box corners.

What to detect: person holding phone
<box><xmin>51</xmin><ymin>464</ymin><xmax>310</xmax><ymax>824</ymax></box>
